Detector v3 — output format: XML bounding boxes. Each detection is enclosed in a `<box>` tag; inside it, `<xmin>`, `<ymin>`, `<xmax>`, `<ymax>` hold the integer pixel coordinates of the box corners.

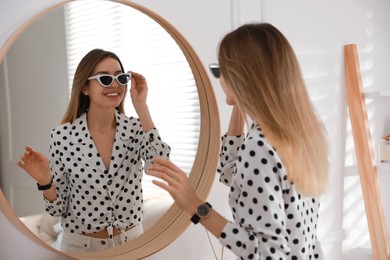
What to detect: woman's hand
<box><xmin>130</xmin><ymin>71</ymin><xmax>148</xmax><ymax>108</ymax></box>
<box><xmin>17</xmin><ymin>145</ymin><xmax>52</xmax><ymax>185</ymax></box>
<box><xmin>148</xmin><ymin>157</ymin><xmax>202</xmax><ymax>215</ymax></box>
<box><xmin>227</xmin><ymin>105</ymin><xmax>245</xmax><ymax>136</ymax></box>
<box><xmin>150</xmin><ymin>158</ymin><xmax>229</xmax><ymax>238</ymax></box>
<box><xmin>129</xmin><ymin>71</ymin><xmax>155</xmax><ymax>131</ymax></box>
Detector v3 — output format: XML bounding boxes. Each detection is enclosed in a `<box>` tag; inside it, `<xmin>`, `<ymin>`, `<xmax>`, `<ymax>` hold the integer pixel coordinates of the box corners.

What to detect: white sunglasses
<box><xmin>88</xmin><ymin>72</ymin><xmax>132</xmax><ymax>87</ymax></box>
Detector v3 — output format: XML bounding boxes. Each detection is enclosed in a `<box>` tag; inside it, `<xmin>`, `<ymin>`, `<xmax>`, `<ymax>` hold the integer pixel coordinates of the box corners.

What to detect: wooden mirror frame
<box><xmin>0</xmin><ymin>0</ymin><xmax>220</xmax><ymax>259</ymax></box>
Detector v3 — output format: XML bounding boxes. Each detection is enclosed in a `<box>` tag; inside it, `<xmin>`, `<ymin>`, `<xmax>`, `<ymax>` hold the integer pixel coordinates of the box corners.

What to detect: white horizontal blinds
<box><xmin>146</xmin><ymin>20</ymin><xmax>200</xmax><ymax>173</ymax></box>
<box><xmin>64</xmin><ymin>2</ymin><xmax>200</xmax><ymax>180</ymax></box>
<box><xmin>64</xmin><ymin>1</ymin><xmax>124</xmax><ymax>92</ymax></box>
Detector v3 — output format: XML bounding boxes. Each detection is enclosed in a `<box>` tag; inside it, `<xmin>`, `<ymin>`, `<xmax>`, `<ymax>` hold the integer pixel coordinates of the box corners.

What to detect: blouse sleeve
<box><xmin>43</xmin><ymin>128</ymin><xmax>69</xmax><ymax>217</ymax></box>
<box><xmin>217</xmin><ymin>134</ymin><xmax>245</xmax><ymax>186</ymax></box>
<box><xmin>218</xmin><ymin>139</ymin><xmax>291</xmax><ymax>259</ymax></box>
<box><xmin>141</xmin><ymin>128</ymin><xmax>171</xmax><ymax>174</ymax></box>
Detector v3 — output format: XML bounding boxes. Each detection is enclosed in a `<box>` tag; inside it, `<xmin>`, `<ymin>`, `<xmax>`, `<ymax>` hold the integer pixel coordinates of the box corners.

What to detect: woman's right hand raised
<box><xmin>227</xmin><ymin>105</ymin><xmax>245</xmax><ymax>136</ymax></box>
<box><xmin>17</xmin><ymin>145</ymin><xmax>52</xmax><ymax>185</ymax></box>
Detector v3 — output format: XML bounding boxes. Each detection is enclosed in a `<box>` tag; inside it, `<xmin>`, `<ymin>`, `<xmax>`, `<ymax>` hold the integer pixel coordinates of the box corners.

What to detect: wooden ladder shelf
<box><xmin>344</xmin><ymin>43</ymin><xmax>390</xmax><ymax>260</ymax></box>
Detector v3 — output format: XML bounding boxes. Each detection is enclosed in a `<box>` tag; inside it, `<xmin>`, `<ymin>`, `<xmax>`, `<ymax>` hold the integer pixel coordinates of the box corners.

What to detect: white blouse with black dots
<box><xmin>217</xmin><ymin>123</ymin><xmax>324</xmax><ymax>260</ymax></box>
<box><xmin>44</xmin><ymin>110</ymin><xmax>171</xmax><ymax>237</ymax></box>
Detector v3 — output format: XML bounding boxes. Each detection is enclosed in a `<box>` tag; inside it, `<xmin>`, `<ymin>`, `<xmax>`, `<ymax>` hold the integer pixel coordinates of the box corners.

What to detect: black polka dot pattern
<box><xmin>218</xmin><ymin>123</ymin><xmax>323</xmax><ymax>259</ymax></box>
<box><xmin>44</xmin><ymin>111</ymin><xmax>171</xmax><ymax>235</ymax></box>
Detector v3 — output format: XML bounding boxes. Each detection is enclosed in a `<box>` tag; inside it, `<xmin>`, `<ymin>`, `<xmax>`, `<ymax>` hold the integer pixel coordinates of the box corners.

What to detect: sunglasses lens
<box><xmin>99</xmin><ymin>76</ymin><xmax>114</xmax><ymax>86</ymax></box>
<box><xmin>209</xmin><ymin>64</ymin><xmax>220</xmax><ymax>79</ymax></box>
<box><xmin>118</xmin><ymin>74</ymin><xmax>130</xmax><ymax>85</ymax></box>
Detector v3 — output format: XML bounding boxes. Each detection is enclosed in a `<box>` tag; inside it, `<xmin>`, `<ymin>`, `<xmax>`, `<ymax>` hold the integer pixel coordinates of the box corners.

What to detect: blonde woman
<box><xmin>17</xmin><ymin>49</ymin><xmax>171</xmax><ymax>252</ymax></box>
<box><xmin>149</xmin><ymin>23</ymin><xmax>328</xmax><ymax>259</ymax></box>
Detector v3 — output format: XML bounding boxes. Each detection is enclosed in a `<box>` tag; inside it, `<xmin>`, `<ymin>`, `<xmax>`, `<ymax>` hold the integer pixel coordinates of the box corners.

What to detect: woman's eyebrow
<box><xmin>93</xmin><ymin>70</ymin><xmax>123</xmax><ymax>75</ymax></box>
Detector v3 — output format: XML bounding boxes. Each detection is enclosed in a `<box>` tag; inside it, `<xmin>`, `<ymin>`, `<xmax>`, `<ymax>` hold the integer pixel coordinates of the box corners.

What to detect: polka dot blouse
<box><xmin>44</xmin><ymin>110</ymin><xmax>171</xmax><ymax>237</ymax></box>
<box><xmin>217</xmin><ymin>123</ymin><xmax>323</xmax><ymax>260</ymax></box>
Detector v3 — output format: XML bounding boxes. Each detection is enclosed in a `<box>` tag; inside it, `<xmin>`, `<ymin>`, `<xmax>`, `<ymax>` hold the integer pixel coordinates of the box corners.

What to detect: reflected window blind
<box><xmin>64</xmin><ymin>1</ymin><xmax>200</xmax><ymax>196</ymax></box>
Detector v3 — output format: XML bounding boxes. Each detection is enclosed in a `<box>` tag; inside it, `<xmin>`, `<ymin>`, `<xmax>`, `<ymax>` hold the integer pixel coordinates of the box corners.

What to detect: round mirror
<box><xmin>0</xmin><ymin>0</ymin><xmax>219</xmax><ymax>259</ymax></box>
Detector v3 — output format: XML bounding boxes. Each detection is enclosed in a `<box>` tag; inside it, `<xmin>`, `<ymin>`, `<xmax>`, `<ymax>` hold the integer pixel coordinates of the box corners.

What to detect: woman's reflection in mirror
<box><xmin>17</xmin><ymin>49</ymin><xmax>171</xmax><ymax>252</ymax></box>
<box><xmin>149</xmin><ymin>23</ymin><xmax>328</xmax><ymax>259</ymax></box>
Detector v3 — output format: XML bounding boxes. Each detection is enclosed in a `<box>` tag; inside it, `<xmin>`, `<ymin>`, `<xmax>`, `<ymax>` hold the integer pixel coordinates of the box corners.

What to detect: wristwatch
<box><xmin>191</xmin><ymin>202</ymin><xmax>212</xmax><ymax>224</ymax></box>
<box><xmin>37</xmin><ymin>176</ymin><xmax>54</xmax><ymax>191</ymax></box>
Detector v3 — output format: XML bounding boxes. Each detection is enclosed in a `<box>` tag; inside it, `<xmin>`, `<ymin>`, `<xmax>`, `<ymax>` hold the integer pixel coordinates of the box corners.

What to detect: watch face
<box><xmin>197</xmin><ymin>204</ymin><xmax>210</xmax><ymax>217</ymax></box>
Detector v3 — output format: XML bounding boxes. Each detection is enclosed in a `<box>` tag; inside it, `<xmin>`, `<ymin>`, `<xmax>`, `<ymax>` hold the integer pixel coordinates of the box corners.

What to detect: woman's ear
<box><xmin>82</xmin><ymin>86</ymin><xmax>89</xmax><ymax>96</ymax></box>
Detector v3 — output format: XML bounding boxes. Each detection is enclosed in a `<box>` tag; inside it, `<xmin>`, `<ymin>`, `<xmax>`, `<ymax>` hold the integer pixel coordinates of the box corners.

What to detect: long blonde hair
<box><xmin>61</xmin><ymin>49</ymin><xmax>126</xmax><ymax>124</ymax></box>
<box><xmin>218</xmin><ymin>23</ymin><xmax>328</xmax><ymax>196</ymax></box>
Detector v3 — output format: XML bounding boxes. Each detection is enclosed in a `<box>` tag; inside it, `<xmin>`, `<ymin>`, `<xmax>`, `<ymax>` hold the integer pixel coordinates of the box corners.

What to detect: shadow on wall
<box><xmin>342</xmin><ymin>5</ymin><xmax>390</xmax><ymax>259</ymax></box>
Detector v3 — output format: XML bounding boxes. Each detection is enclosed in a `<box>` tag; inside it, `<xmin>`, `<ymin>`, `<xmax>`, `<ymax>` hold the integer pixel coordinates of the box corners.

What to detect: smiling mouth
<box><xmin>105</xmin><ymin>92</ymin><xmax>119</xmax><ymax>97</ymax></box>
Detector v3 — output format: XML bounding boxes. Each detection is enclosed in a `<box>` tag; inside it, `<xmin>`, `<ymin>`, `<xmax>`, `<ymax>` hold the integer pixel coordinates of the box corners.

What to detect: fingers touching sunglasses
<box><xmin>88</xmin><ymin>72</ymin><xmax>132</xmax><ymax>87</ymax></box>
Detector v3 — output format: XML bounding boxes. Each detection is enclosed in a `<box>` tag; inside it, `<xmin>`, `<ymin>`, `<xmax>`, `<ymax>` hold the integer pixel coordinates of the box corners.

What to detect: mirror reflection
<box><xmin>0</xmin><ymin>0</ymin><xmax>200</xmax><ymax>253</ymax></box>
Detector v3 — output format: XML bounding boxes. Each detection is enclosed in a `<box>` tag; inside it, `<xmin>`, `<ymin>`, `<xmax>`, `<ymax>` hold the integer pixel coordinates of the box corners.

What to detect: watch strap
<box><xmin>37</xmin><ymin>176</ymin><xmax>53</xmax><ymax>191</ymax></box>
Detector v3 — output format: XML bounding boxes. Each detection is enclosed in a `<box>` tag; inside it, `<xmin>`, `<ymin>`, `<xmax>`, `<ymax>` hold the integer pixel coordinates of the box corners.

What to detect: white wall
<box><xmin>1</xmin><ymin>0</ymin><xmax>390</xmax><ymax>260</ymax></box>
<box><xmin>0</xmin><ymin>5</ymin><xmax>69</xmax><ymax>217</ymax></box>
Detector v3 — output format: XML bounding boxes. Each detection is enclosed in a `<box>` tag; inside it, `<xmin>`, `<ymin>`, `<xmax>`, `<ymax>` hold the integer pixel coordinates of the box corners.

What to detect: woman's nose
<box><xmin>111</xmin><ymin>79</ymin><xmax>120</xmax><ymax>88</ymax></box>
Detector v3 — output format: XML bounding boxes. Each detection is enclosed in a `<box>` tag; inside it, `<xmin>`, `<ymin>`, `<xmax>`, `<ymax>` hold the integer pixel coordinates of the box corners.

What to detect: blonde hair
<box><xmin>61</xmin><ymin>49</ymin><xmax>126</xmax><ymax>124</ymax></box>
<box><xmin>218</xmin><ymin>23</ymin><xmax>328</xmax><ymax>196</ymax></box>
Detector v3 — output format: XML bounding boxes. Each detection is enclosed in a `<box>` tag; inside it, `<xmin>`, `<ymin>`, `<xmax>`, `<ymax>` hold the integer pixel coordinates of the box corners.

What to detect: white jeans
<box><xmin>60</xmin><ymin>225</ymin><xmax>144</xmax><ymax>253</ymax></box>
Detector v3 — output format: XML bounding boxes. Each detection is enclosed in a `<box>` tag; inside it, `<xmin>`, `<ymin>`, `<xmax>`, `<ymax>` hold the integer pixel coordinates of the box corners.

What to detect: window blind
<box><xmin>64</xmin><ymin>1</ymin><xmax>200</xmax><ymax>197</ymax></box>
